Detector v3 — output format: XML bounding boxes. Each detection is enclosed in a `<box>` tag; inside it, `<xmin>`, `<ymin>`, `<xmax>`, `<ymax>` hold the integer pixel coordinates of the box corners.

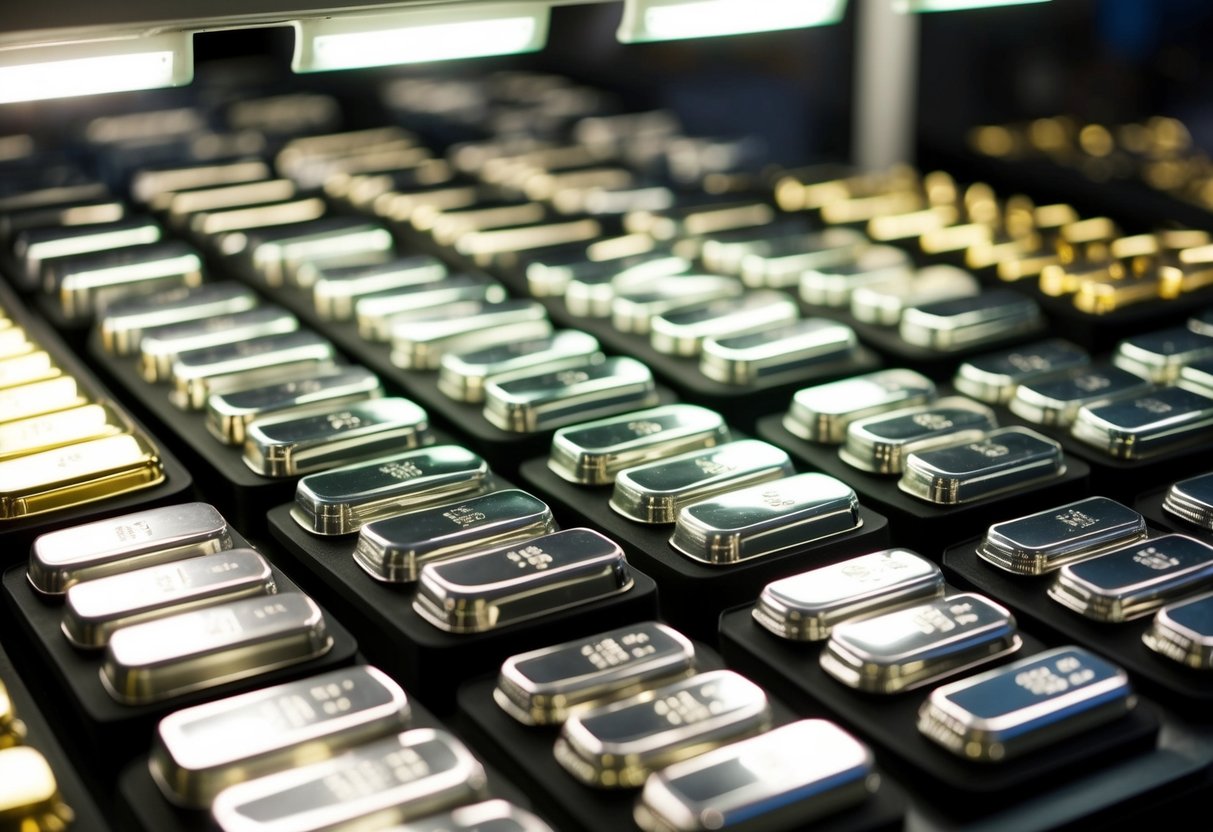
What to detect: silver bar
<box><xmin>0</xmin><ymin>181</ymin><xmax>110</xmax><ymax>216</ymax></box>
<box><xmin>495</xmin><ymin>621</ymin><xmax>697</xmax><ymax>726</ymax></box>
<box><xmin>1163</xmin><ymin>472</ymin><xmax>1213</xmax><ymax>530</ymax></box>
<box><xmin>169</xmin><ymin>330</ymin><xmax>338</xmax><ymax>411</ymax></box>
<box><xmin>99</xmin><ymin>282</ymin><xmax>259</xmax><ymax>356</ymax></box>
<box><xmin>611</xmin><ymin>274</ymin><xmax>743</xmax><ymax>335</ymax></box>
<box><xmin>294</xmin><ymin>445</ymin><xmax>491</xmax><ymax>536</ymax></box>
<box><xmin>753</xmin><ymin>548</ymin><xmax>944</xmax><ymax>641</ymax></box>
<box><xmin>899</xmin><ymin>426</ymin><xmax>1066</xmax><ymax>505</ymax></box>
<box><xmin>379</xmin><ymin>184</ymin><xmax>481</xmax><ymax>227</ymax></box>
<box><xmin>312</xmin><ymin>256</ymin><xmax>447</xmax><ymax>321</ymax></box>
<box><xmin>28</xmin><ymin>502</ymin><xmax>233</xmax><ymax>595</ymax></box>
<box><xmin>549</xmin><ymin>404</ymin><xmax>730</xmax><ymax>486</ymax></box>
<box><xmin>1178</xmin><ymin>358</ymin><xmax>1213</xmax><ymax>397</ymax></box>
<box><xmin>784</xmin><ymin>368</ymin><xmax>936</xmax><ymax>444</ymax></box>
<box><xmin>840</xmin><ymin>396</ymin><xmax>999</xmax><ymax>474</ymax></box>
<box><xmin>634</xmin><ymin>719</ymin><xmax>877</xmax><ymax>832</ymax></box>
<box><xmin>244</xmin><ymin>397</ymin><xmax>431</xmax><ymax>478</ymax></box>
<box><xmin>0</xmin><ymin>199</ymin><xmax>125</xmax><ymax>243</ymax></box>
<box><xmin>850</xmin><ymin>264</ymin><xmax>981</xmax><ymax>325</ymax></box>
<box><xmin>429</xmin><ymin>202</ymin><xmax>548</xmax><ymax>246</ymax></box>
<box><xmin>384</xmin><ymin>800</ymin><xmax>554</xmax><ymax>832</ymax></box>
<box><xmin>132</xmin><ymin>160</ymin><xmax>273</xmax><ymax>206</ymax></box>
<box><xmin>165</xmin><ymin>180</ymin><xmax>298</xmax><ymax>225</ymax></box>
<box><xmin>151</xmin><ymin>665</ymin><xmax>410</xmax><ymax>808</ymax></box>
<box><xmin>1048</xmin><ymin>533</ymin><xmax>1213</xmax><ymax>622</ymax></box>
<box><xmin>649</xmin><ymin>291</ymin><xmax>800</xmax><ymax>357</ymax></box>
<box><xmin>48</xmin><ymin>241</ymin><xmax>205</xmax><ymax>319</ymax></box>
<box><xmin>484</xmin><ymin>356</ymin><xmax>658</xmax><ymax>434</ymax></box>
<box><xmin>701</xmin><ymin>318</ymin><xmax>860</xmax><ymax>385</ymax></box>
<box><xmin>391</xmin><ymin>300</ymin><xmax>552</xmax><ymax>370</ymax></box>
<box><xmin>439</xmin><ymin>330</ymin><xmax>603</xmax><ymax>404</ymax></box>
<box><xmin>1142</xmin><ymin>592</ymin><xmax>1213</xmax><ymax>669</ymax></box>
<box><xmin>954</xmin><ymin>339</ymin><xmax>1092</xmax><ymax>405</ymax></box>
<box><xmin>611</xmin><ymin>439</ymin><xmax>794</xmax><ymax>525</ymax></box>
<box><xmin>978</xmin><ymin>496</ymin><xmax>1148</xmax><ymax>575</ymax></box>
<box><xmin>63</xmin><ymin>549</ymin><xmax>276</xmax><ymax>648</ymax></box>
<box><xmin>918</xmin><ymin>646</ymin><xmax>1135</xmax><ymax>762</ymax></box>
<box><xmin>210</xmin><ymin>728</ymin><xmax>486</xmax><ymax>832</ymax></box>
<box><xmin>101</xmin><ymin>593</ymin><xmax>333</xmax><ymax>704</ymax></box>
<box><xmin>554</xmin><ymin>670</ymin><xmax>771</xmax><ymax>789</ymax></box>
<box><xmin>455</xmin><ymin>219</ymin><xmax>603</xmax><ymax>267</ymax></box>
<box><xmin>564</xmin><ymin>255</ymin><xmax>693</xmax><ymax>318</ymax></box>
<box><xmin>526</xmin><ymin>247</ymin><xmax>684</xmax><ymax>299</ymax></box>
<box><xmin>413</xmin><ymin>528</ymin><xmax>633</xmax><ymax>634</ymax></box>
<box><xmin>705</xmin><ymin>225</ymin><xmax>843</xmax><ymax>277</ymax></box>
<box><xmin>901</xmin><ymin>289</ymin><xmax>1045</xmax><ymax>351</ymax></box>
<box><xmin>356</xmin><ymin>273</ymin><xmax>508</xmax><ymax>342</ymax></box>
<box><xmin>625</xmin><ymin>200</ymin><xmax>775</xmax><ymax>243</ymax></box>
<box><xmin>249</xmin><ymin>221</ymin><xmax>395</xmax><ymax>288</ymax></box>
<box><xmin>820</xmin><ymin>593</ymin><xmax>1022</xmax><ymax>694</ymax></box>
<box><xmin>353</xmin><ymin>489</ymin><xmax>555</xmax><ymax>583</ymax></box>
<box><xmin>1008</xmin><ymin>364</ymin><xmax>1153</xmax><ymax>427</ymax></box>
<box><xmin>799</xmin><ymin>245</ymin><xmax>912</xmax><ymax>305</ymax></box>
<box><xmin>1071</xmin><ymin>385</ymin><xmax>1213</xmax><ymax>459</ymax></box>
<box><xmin>671</xmin><ymin>472</ymin><xmax>860</xmax><ymax>565</ymax></box>
<box><xmin>139</xmin><ymin>306</ymin><xmax>300</xmax><ymax>383</ymax></box>
<box><xmin>191</xmin><ymin>199</ymin><xmax>328</xmax><ymax>240</ymax></box>
<box><xmin>207</xmin><ymin>366</ymin><xmax>384</xmax><ymax>446</ymax></box>
<box><xmin>16</xmin><ymin>218</ymin><xmax>162</xmax><ymax>284</ymax></box>
<box><xmin>1113</xmin><ymin>326</ymin><xmax>1213</xmax><ymax>383</ymax></box>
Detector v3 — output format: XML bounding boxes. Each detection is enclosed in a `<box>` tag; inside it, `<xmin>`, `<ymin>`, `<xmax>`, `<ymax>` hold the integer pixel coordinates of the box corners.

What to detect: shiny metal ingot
<box><xmin>753</xmin><ymin>548</ymin><xmax>944</xmax><ymax>641</ymax></box>
<box><xmin>311</xmin><ymin>255</ymin><xmax>447</xmax><ymax>321</ymax></box>
<box><xmin>1179</xmin><ymin>359</ymin><xmax>1213</xmax><ymax>397</ymax></box>
<box><xmin>563</xmin><ymin>254</ymin><xmax>692</xmax><ymax>317</ymax></box>
<box><xmin>1071</xmin><ymin>385</ymin><xmax>1213</xmax><ymax>460</ymax></box>
<box><xmin>611</xmin><ymin>439</ymin><xmax>794</xmax><ymax>525</ymax></box>
<box><xmin>738</xmin><ymin>228</ymin><xmax>869</xmax><ymax>289</ymax></box>
<box><xmin>251</xmin><ymin>222</ymin><xmax>394</xmax><ymax>288</ymax></box>
<box><xmin>355</xmin><ymin>273</ymin><xmax>508</xmax><ymax>342</ymax></box>
<box><xmin>978</xmin><ymin>496</ymin><xmax>1148</xmax><ymax>576</ymax></box>
<box><xmin>820</xmin><ymin>593</ymin><xmax>1021</xmax><ymax>694</ymax></box>
<box><xmin>898</xmin><ymin>426</ymin><xmax>1065</xmax><ymax>505</ymax></box>
<box><xmin>101</xmin><ymin>593</ymin><xmax>333</xmax><ymax>705</ymax></box>
<box><xmin>0</xmin><ymin>681</ymin><xmax>25</xmax><ymax>749</ymax></box>
<box><xmin>549</xmin><ymin>404</ymin><xmax>730</xmax><ymax>486</ymax></box>
<box><xmin>294</xmin><ymin>445</ymin><xmax>490</xmax><ymax>536</ymax></box>
<box><xmin>899</xmin><ymin>289</ymin><xmax>1043</xmax><ymax>351</ymax></box>
<box><xmin>390</xmin><ymin>299</ymin><xmax>551</xmax><ymax>370</ymax></box>
<box><xmin>438</xmin><ymin>330</ymin><xmax>603</xmax><ymax>404</ymax></box>
<box><xmin>0</xmin><ymin>433</ymin><xmax>164</xmax><ymax>521</ymax></box>
<box><xmin>243</xmin><ymin>397</ymin><xmax>431</xmax><ymax>478</ymax></box>
<box><xmin>554</xmin><ymin>669</ymin><xmax>771</xmax><ymax>789</ymax></box>
<box><xmin>17</xmin><ymin>217</ymin><xmax>162</xmax><ymax>284</ymax></box>
<box><xmin>133</xmin><ymin>159</ymin><xmax>272</xmax><ymax>206</ymax></box>
<box><xmin>207</xmin><ymin>366</ymin><xmax>385</xmax><ymax>446</ymax></box>
<box><xmin>670</xmin><ymin>472</ymin><xmax>860</xmax><ymax>565</ymax></box>
<box><xmin>784</xmin><ymin>368</ymin><xmax>936</xmax><ymax>444</ymax></box>
<box><xmin>165</xmin><ymin>180</ymin><xmax>299</xmax><ymax>228</ymax></box>
<box><xmin>0</xmin><ymin>351</ymin><xmax>59</xmax><ymax>390</ymax></box>
<box><xmin>799</xmin><ymin>245</ymin><xmax>913</xmax><ymax>307</ymax></box>
<box><xmin>700</xmin><ymin>318</ymin><xmax>859</xmax><ymax>386</ymax></box>
<box><xmin>0</xmin><ymin>747</ymin><xmax>74</xmax><ymax>830</ymax></box>
<box><xmin>388</xmin><ymin>800</ymin><xmax>554</xmax><ymax>832</ymax></box>
<box><xmin>99</xmin><ymin>281</ymin><xmax>258</xmax><ymax>355</ymax></box>
<box><xmin>483</xmin><ymin>356</ymin><xmax>658</xmax><ymax>434</ymax></box>
<box><xmin>611</xmin><ymin>274</ymin><xmax>744</xmax><ymax>335</ymax></box>
<box><xmin>29</xmin><ymin>502</ymin><xmax>233</xmax><ymax>595</ymax></box>
<box><xmin>1142</xmin><ymin>593</ymin><xmax>1213</xmax><ymax>669</ymax></box>
<box><xmin>649</xmin><ymin>290</ymin><xmax>799</xmax><ymax>357</ymax></box>
<box><xmin>494</xmin><ymin>621</ymin><xmax>697</xmax><ymax>726</ymax></box>
<box><xmin>1073</xmin><ymin>274</ymin><xmax>1164</xmax><ymax>315</ymax></box>
<box><xmin>1008</xmin><ymin>364</ymin><xmax>1152</xmax><ymax>427</ymax></box>
<box><xmin>955</xmin><ymin>337</ymin><xmax>1091</xmax><ymax>405</ymax></box>
<box><xmin>62</xmin><ymin>549</ymin><xmax>276</xmax><ymax>649</ymax></box>
<box><xmin>917</xmin><ymin>646</ymin><xmax>1135</xmax><ymax>763</ymax></box>
<box><xmin>150</xmin><ymin>665</ymin><xmax>411</xmax><ymax>808</ymax></box>
<box><xmin>1163</xmin><ymin>472</ymin><xmax>1213</xmax><ymax>530</ymax></box>
<box><xmin>840</xmin><ymin>397</ymin><xmax>999</xmax><ymax>475</ymax></box>
<box><xmin>850</xmin><ymin>264</ymin><xmax>981</xmax><ymax>326</ymax></box>
<box><xmin>1048</xmin><ymin>534</ymin><xmax>1213</xmax><ymax>622</ymax></box>
<box><xmin>49</xmin><ymin>241</ymin><xmax>206</xmax><ymax>319</ymax></box>
<box><xmin>1</xmin><ymin>199</ymin><xmax>126</xmax><ymax>246</ymax></box>
<box><xmin>634</xmin><ymin>719</ymin><xmax>877</xmax><ymax>832</ymax></box>
<box><xmin>353</xmin><ymin>489</ymin><xmax>555</xmax><ymax>583</ymax></box>
<box><xmin>210</xmin><ymin>728</ymin><xmax>487</xmax><ymax>832</ymax></box>
<box><xmin>412</xmin><ymin>528</ymin><xmax>633</xmax><ymax>634</ymax></box>
<box><xmin>698</xmin><ymin>223</ymin><xmax>817</xmax><ymax>276</ymax></box>
<box><xmin>138</xmin><ymin>306</ymin><xmax>300</xmax><ymax>383</ymax></box>
<box><xmin>1113</xmin><ymin>326</ymin><xmax>1213</xmax><ymax>383</ymax></box>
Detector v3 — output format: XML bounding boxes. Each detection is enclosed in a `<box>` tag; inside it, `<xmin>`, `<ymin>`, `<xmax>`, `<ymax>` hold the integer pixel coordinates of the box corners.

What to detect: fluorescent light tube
<box><xmin>895</xmin><ymin>0</ymin><xmax>1050</xmax><ymax>11</ymax></box>
<box><xmin>618</xmin><ymin>0</ymin><xmax>847</xmax><ymax>43</ymax></box>
<box><xmin>293</xmin><ymin>2</ymin><xmax>551</xmax><ymax>72</ymax></box>
<box><xmin>0</xmin><ymin>33</ymin><xmax>192</xmax><ymax>104</ymax></box>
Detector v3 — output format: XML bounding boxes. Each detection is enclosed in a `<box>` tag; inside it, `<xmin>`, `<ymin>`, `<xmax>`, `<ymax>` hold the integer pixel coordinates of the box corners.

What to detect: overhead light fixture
<box><xmin>293</xmin><ymin>2</ymin><xmax>551</xmax><ymax>73</ymax></box>
<box><xmin>894</xmin><ymin>0</ymin><xmax>1050</xmax><ymax>11</ymax></box>
<box><xmin>618</xmin><ymin>0</ymin><xmax>847</xmax><ymax>43</ymax></box>
<box><xmin>0</xmin><ymin>32</ymin><xmax>193</xmax><ymax>105</ymax></box>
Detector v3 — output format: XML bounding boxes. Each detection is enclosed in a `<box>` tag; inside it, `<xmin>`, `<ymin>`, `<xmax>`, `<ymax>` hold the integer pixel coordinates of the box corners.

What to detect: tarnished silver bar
<box><xmin>63</xmin><ymin>549</ymin><xmax>276</xmax><ymax>648</ymax></box>
<box><xmin>701</xmin><ymin>318</ymin><xmax>860</xmax><ymax>385</ymax></box>
<box><xmin>101</xmin><ymin>593</ymin><xmax>333</xmax><ymax>704</ymax></box>
<box><xmin>549</xmin><ymin>404</ymin><xmax>730</xmax><ymax>486</ymax></box>
<box><xmin>900</xmin><ymin>289</ymin><xmax>1044</xmax><ymax>351</ymax></box>
<box><xmin>820</xmin><ymin>593</ymin><xmax>1022</xmax><ymax>694</ymax></box>
<box><xmin>483</xmin><ymin>356</ymin><xmax>658</xmax><ymax>434</ymax></box>
<box><xmin>207</xmin><ymin>366</ymin><xmax>384</xmax><ymax>446</ymax></box>
<box><xmin>1071</xmin><ymin>385</ymin><xmax>1213</xmax><ymax>459</ymax></box>
<box><xmin>99</xmin><ymin>282</ymin><xmax>259</xmax><ymax>355</ymax></box>
<box><xmin>294</xmin><ymin>445</ymin><xmax>490</xmax><ymax>536</ymax></box>
<box><xmin>210</xmin><ymin>729</ymin><xmax>486</xmax><ymax>832</ymax></box>
<box><xmin>649</xmin><ymin>291</ymin><xmax>799</xmax><ymax>357</ymax></box>
<box><xmin>353</xmin><ymin>489</ymin><xmax>555</xmax><ymax>583</ymax></box>
<box><xmin>151</xmin><ymin>665</ymin><xmax>411</xmax><ymax>808</ymax></box>
<box><xmin>978</xmin><ymin>496</ymin><xmax>1148</xmax><ymax>575</ymax></box>
<box><xmin>439</xmin><ymin>330</ymin><xmax>603</xmax><ymax>404</ymax></box>
<box><xmin>634</xmin><ymin>719</ymin><xmax>877</xmax><ymax>832</ymax></box>
<box><xmin>356</xmin><ymin>273</ymin><xmax>508</xmax><ymax>342</ymax></box>
<box><xmin>954</xmin><ymin>339</ymin><xmax>1091</xmax><ymax>405</ymax></box>
<box><xmin>244</xmin><ymin>397</ymin><xmax>431</xmax><ymax>478</ymax></box>
<box><xmin>671</xmin><ymin>472</ymin><xmax>860</xmax><ymax>565</ymax></box>
<box><xmin>753</xmin><ymin>549</ymin><xmax>944</xmax><ymax>641</ymax></box>
<box><xmin>918</xmin><ymin>646</ymin><xmax>1135</xmax><ymax>762</ymax></box>
<box><xmin>784</xmin><ymin>368</ymin><xmax>936</xmax><ymax>444</ymax></box>
<box><xmin>611</xmin><ymin>439</ymin><xmax>794</xmax><ymax>524</ymax></box>
<box><xmin>312</xmin><ymin>256</ymin><xmax>447</xmax><ymax>321</ymax></box>
<box><xmin>139</xmin><ymin>306</ymin><xmax>300</xmax><ymax>383</ymax></box>
<box><xmin>554</xmin><ymin>670</ymin><xmax>771</xmax><ymax>788</ymax></box>
<box><xmin>494</xmin><ymin>621</ymin><xmax>697</xmax><ymax>725</ymax></box>
<box><xmin>391</xmin><ymin>300</ymin><xmax>552</xmax><ymax>370</ymax></box>
<box><xmin>899</xmin><ymin>427</ymin><xmax>1065</xmax><ymax>505</ymax></box>
<box><xmin>28</xmin><ymin>502</ymin><xmax>232</xmax><ymax>595</ymax></box>
<box><xmin>1048</xmin><ymin>534</ymin><xmax>1213</xmax><ymax>622</ymax></box>
<box><xmin>1142</xmin><ymin>593</ymin><xmax>1213</xmax><ymax>669</ymax></box>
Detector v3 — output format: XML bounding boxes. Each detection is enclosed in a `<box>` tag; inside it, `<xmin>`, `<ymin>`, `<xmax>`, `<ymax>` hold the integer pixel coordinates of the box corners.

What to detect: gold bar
<box><xmin>0</xmin><ymin>378</ymin><xmax>88</xmax><ymax>424</ymax></box>
<box><xmin>0</xmin><ymin>681</ymin><xmax>25</xmax><ymax>749</ymax></box>
<box><xmin>1039</xmin><ymin>262</ymin><xmax>1118</xmax><ymax>297</ymax></box>
<box><xmin>0</xmin><ymin>403</ymin><xmax>127</xmax><ymax>461</ymax></box>
<box><xmin>0</xmin><ymin>351</ymin><xmax>59</xmax><ymax>390</ymax></box>
<box><xmin>0</xmin><ymin>747</ymin><xmax>74</xmax><ymax>830</ymax></box>
<box><xmin>1160</xmin><ymin>263</ymin><xmax>1213</xmax><ymax>299</ymax></box>
<box><xmin>1074</xmin><ymin>274</ymin><xmax>1163</xmax><ymax>315</ymax></box>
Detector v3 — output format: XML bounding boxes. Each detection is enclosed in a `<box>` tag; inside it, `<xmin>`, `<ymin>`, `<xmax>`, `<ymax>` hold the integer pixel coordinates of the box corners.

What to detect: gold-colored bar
<box><xmin>1039</xmin><ymin>262</ymin><xmax>1119</xmax><ymax>297</ymax></box>
<box><xmin>0</xmin><ymin>747</ymin><xmax>74</xmax><ymax>830</ymax></box>
<box><xmin>1074</xmin><ymin>274</ymin><xmax>1162</xmax><ymax>315</ymax></box>
<box><xmin>0</xmin><ymin>403</ymin><xmax>128</xmax><ymax>461</ymax></box>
